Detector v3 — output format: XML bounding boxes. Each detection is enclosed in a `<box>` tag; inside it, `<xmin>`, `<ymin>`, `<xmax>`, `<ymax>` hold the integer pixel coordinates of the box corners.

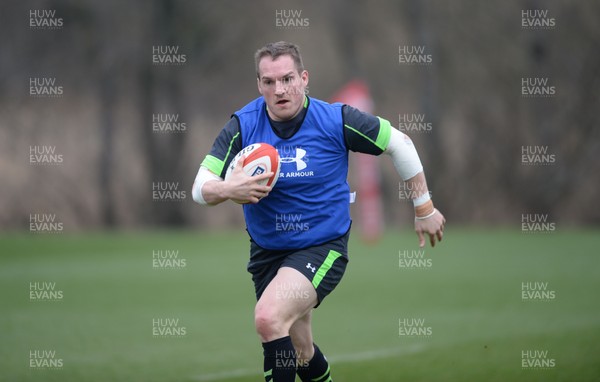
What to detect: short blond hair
<box><xmin>254</xmin><ymin>41</ymin><xmax>304</xmax><ymax>78</ymax></box>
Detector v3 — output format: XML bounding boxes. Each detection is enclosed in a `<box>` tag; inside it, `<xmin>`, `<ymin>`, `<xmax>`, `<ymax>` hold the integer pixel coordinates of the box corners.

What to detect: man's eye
<box><xmin>283</xmin><ymin>77</ymin><xmax>292</xmax><ymax>84</ymax></box>
<box><xmin>264</xmin><ymin>80</ymin><xmax>273</xmax><ymax>85</ymax></box>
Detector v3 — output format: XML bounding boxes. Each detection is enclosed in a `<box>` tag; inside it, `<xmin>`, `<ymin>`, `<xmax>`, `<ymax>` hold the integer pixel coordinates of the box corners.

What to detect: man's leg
<box><xmin>291</xmin><ymin>312</ymin><xmax>333</xmax><ymax>382</ymax></box>
<box><xmin>290</xmin><ymin>311</ymin><xmax>314</xmax><ymax>363</ymax></box>
<box><xmin>255</xmin><ymin>267</ymin><xmax>317</xmax><ymax>382</ymax></box>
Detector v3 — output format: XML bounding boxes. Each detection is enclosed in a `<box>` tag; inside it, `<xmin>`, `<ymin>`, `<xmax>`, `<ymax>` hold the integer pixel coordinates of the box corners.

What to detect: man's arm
<box><xmin>192</xmin><ymin>160</ymin><xmax>272</xmax><ymax>206</ymax></box>
<box><xmin>191</xmin><ymin>117</ymin><xmax>272</xmax><ymax>206</ymax></box>
<box><xmin>384</xmin><ymin>127</ymin><xmax>445</xmax><ymax>247</ymax></box>
<box><xmin>404</xmin><ymin>171</ymin><xmax>445</xmax><ymax>247</ymax></box>
<box><xmin>343</xmin><ymin>105</ymin><xmax>445</xmax><ymax>247</ymax></box>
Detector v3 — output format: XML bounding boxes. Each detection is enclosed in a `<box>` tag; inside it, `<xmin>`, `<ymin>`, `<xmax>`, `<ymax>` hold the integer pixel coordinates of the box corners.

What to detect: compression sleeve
<box><xmin>343</xmin><ymin>105</ymin><xmax>392</xmax><ymax>155</ymax></box>
<box><xmin>200</xmin><ymin>117</ymin><xmax>242</xmax><ymax>178</ymax></box>
<box><xmin>384</xmin><ymin>127</ymin><xmax>423</xmax><ymax>181</ymax></box>
<box><xmin>193</xmin><ymin>117</ymin><xmax>242</xmax><ymax>205</ymax></box>
<box><xmin>192</xmin><ymin>166</ymin><xmax>221</xmax><ymax>205</ymax></box>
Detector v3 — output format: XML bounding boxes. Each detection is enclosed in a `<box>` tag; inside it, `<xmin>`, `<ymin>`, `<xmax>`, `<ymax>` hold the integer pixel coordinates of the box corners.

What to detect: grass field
<box><xmin>1</xmin><ymin>228</ymin><xmax>599</xmax><ymax>381</ymax></box>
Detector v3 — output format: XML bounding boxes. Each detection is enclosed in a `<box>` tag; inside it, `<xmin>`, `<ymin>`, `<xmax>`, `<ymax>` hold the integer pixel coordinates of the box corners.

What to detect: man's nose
<box><xmin>275</xmin><ymin>80</ymin><xmax>286</xmax><ymax>95</ymax></box>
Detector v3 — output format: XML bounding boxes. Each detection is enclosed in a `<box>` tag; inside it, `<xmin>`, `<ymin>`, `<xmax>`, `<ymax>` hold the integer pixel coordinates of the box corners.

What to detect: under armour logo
<box><xmin>280</xmin><ymin>148</ymin><xmax>307</xmax><ymax>171</ymax></box>
<box><xmin>306</xmin><ymin>263</ymin><xmax>316</xmax><ymax>273</ymax></box>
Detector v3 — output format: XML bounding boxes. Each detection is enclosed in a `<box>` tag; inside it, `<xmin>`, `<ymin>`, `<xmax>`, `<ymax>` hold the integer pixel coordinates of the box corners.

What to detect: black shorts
<box><xmin>247</xmin><ymin>230</ymin><xmax>350</xmax><ymax>307</ymax></box>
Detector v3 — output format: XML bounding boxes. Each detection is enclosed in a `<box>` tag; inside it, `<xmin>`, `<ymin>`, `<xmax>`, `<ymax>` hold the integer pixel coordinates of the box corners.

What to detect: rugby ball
<box><xmin>224</xmin><ymin>143</ymin><xmax>280</xmax><ymax>202</ymax></box>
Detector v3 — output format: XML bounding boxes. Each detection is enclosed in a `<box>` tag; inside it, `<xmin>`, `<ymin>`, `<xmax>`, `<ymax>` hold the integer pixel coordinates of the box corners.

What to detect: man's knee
<box><xmin>254</xmin><ymin>303</ymin><xmax>287</xmax><ymax>341</ymax></box>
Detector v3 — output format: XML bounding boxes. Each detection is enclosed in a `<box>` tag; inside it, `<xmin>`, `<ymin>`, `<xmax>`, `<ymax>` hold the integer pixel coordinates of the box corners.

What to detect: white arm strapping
<box><xmin>192</xmin><ymin>166</ymin><xmax>222</xmax><ymax>205</ymax></box>
<box><xmin>384</xmin><ymin>128</ymin><xmax>423</xmax><ymax>181</ymax></box>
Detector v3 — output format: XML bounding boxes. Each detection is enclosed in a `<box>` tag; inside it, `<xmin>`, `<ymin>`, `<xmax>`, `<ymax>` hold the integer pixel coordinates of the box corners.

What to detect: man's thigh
<box><xmin>249</xmin><ymin>231</ymin><xmax>350</xmax><ymax>307</ymax></box>
<box><xmin>257</xmin><ymin>266</ymin><xmax>318</xmax><ymax>325</ymax></box>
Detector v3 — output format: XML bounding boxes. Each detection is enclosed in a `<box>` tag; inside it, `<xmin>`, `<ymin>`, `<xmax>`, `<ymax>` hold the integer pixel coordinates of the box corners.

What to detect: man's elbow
<box><xmin>191</xmin><ymin>182</ymin><xmax>209</xmax><ymax>206</ymax></box>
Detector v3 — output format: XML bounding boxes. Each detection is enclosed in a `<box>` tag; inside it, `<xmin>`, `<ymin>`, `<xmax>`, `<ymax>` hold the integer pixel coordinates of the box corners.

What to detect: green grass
<box><xmin>1</xmin><ymin>228</ymin><xmax>599</xmax><ymax>381</ymax></box>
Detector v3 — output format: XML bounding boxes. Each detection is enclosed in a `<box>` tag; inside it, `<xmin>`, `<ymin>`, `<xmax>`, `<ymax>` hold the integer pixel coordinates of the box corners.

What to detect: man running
<box><xmin>192</xmin><ymin>41</ymin><xmax>445</xmax><ymax>382</ymax></box>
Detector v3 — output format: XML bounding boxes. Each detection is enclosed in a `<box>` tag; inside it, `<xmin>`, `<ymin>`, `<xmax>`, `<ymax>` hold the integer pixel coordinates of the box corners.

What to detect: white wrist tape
<box><xmin>192</xmin><ymin>166</ymin><xmax>221</xmax><ymax>205</ymax></box>
<box><xmin>415</xmin><ymin>209</ymin><xmax>437</xmax><ymax>220</ymax></box>
<box><xmin>414</xmin><ymin>200</ymin><xmax>435</xmax><ymax>219</ymax></box>
<box><xmin>412</xmin><ymin>191</ymin><xmax>431</xmax><ymax>207</ymax></box>
<box><xmin>384</xmin><ymin>128</ymin><xmax>423</xmax><ymax>181</ymax></box>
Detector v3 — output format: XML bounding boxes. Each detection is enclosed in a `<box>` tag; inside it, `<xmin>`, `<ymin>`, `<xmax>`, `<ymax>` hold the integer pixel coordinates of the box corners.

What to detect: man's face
<box><xmin>257</xmin><ymin>55</ymin><xmax>308</xmax><ymax>122</ymax></box>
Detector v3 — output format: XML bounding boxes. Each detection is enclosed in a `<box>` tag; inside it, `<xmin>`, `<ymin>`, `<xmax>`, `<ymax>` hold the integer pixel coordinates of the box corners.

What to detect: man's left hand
<box><xmin>415</xmin><ymin>209</ymin><xmax>445</xmax><ymax>248</ymax></box>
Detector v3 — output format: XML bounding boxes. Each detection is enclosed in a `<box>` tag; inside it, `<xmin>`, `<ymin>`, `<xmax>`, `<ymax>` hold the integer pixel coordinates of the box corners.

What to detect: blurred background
<box><xmin>1</xmin><ymin>0</ymin><xmax>599</xmax><ymax>231</ymax></box>
<box><xmin>3</xmin><ymin>2</ymin><xmax>600</xmax><ymax>382</ymax></box>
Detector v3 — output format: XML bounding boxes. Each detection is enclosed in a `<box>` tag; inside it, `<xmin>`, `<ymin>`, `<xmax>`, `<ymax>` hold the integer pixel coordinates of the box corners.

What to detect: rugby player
<box><xmin>192</xmin><ymin>41</ymin><xmax>445</xmax><ymax>382</ymax></box>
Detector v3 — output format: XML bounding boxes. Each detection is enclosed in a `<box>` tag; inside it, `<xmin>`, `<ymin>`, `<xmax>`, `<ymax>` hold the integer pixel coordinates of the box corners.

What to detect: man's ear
<box><xmin>301</xmin><ymin>70</ymin><xmax>309</xmax><ymax>87</ymax></box>
<box><xmin>257</xmin><ymin>77</ymin><xmax>263</xmax><ymax>95</ymax></box>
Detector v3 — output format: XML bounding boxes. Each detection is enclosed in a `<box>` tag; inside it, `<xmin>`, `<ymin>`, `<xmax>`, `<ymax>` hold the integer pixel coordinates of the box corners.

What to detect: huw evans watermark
<box><xmin>399</xmin><ymin>45</ymin><xmax>432</xmax><ymax>65</ymax></box>
<box><xmin>275</xmin><ymin>281</ymin><xmax>310</xmax><ymax>300</ymax></box>
<box><xmin>30</xmin><ymin>146</ymin><xmax>63</xmax><ymax>165</ymax></box>
<box><xmin>399</xmin><ymin>250</ymin><xmax>432</xmax><ymax>269</ymax></box>
<box><xmin>29</xmin><ymin>77</ymin><xmax>63</xmax><ymax>97</ymax></box>
<box><xmin>152</xmin><ymin>45</ymin><xmax>187</xmax><ymax>65</ymax></box>
<box><xmin>152</xmin><ymin>113</ymin><xmax>187</xmax><ymax>133</ymax></box>
<box><xmin>521</xmin><ymin>9</ymin><xmax>555</xmax><ymax>30</ymax></box>
<box><xmin>398</xmin><ymin>114</ymin><xmax>432</xmax><ymax>133</ymax></box>
<box><xmin>521</xmin><ymin>214</ymin><xmax>555</xmax><ymax>233</ymax></box>
<box><xmin>521</xmin><ymin>281</ymin><xmax>556</xmax><ymax>301</ymax></box>
<box><xmin>275</xmin><ymin>9</ymin><xmax>309</xmax><ymax>29</ymax></box>
<box><xmin>275</xmin><ymin>213</ymin><xmax>309</xmax><ymax>233</ymax></box>
<box><xmin>29</xmin><ymin>9</ymin><xmax>63</xmax><ymax>30</ymax></box>
<box><xmin>398</xmin><ymin>318</ymin><xmax>432</xmax><ymax>337</ymax></box>
<box><xmin>152</xmin><ymin>318</ymin><xmax>186</xmax><ymax>337</ymax></box>
<box><xmin>30</xmin><ymin>281</ymin><xmax>63</xmax><ymax>301</ymax></box>
<box><xmin>521</xmin><ymin>77</ymin><xmax>556</xmax><ymax>97</ymax></box>
<box><xmin>152</xmin><ymin>182</ymin><xmax>186</xmax><ymax>201</ymax></box>
<box><xmin>398</xmin><ymin>182</ymin><xmax>432</xmax><ymax>202</ymax></box>
<box><xmin>152</xmin><ymin>249</ymin><xmax>187</xmax><ymax>269</ymax></box>
<box><xmin>521</xmin><ymin>349</ymin><xmax>555</xmax><ymax>369</ymax></box>
<box><xmin>521</xmin><ymin>145</ymin><xmax>556</xmax><ymax>165</ymax></box>
<box><xmin>29</xmin><ymin>350</ymin><xmax>63</xmax><ymax>369</ymax></box>
<box><xmin>29</xmin><ymin>214</ymin><xmax>63</xmax><ymax>233</ymax></box>
<box><xmin>275</xmin><ymin>350</ymin><xmax>309</xmax><ymax>369</ymax></box>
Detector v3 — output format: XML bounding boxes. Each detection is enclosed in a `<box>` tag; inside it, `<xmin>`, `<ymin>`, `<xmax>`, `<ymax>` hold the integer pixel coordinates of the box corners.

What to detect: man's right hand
<box><xmin>221</xmin><ymin>156</ymin><xmax>273</xmax><ymax>204</ymax></box>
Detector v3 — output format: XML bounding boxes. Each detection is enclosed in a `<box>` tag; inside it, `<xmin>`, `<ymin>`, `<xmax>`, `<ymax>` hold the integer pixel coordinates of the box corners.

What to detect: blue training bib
<box><xmin>235</xmin><ymin>96</ymin><xmax>351</xmax><ymax>250</ymax></box>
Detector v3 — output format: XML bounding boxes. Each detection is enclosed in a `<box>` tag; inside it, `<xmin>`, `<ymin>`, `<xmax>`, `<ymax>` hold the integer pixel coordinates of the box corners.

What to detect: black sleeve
<box><xmin>201</xmin><ymin>116</ymin><xmax>242</xmax><ymax>178</ymax></box>
<box><xmin>342</xmin><ymin>105</ymin><xmax>389</xmax><ymax>155</ymax></box>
